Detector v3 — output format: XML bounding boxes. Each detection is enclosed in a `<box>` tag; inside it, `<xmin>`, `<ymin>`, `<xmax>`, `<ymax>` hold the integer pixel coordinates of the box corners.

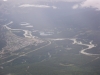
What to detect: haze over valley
<box><xmin>0</xmin><ymin>0</ymin><xmax>100</xmax><ymax>75</ymax></box>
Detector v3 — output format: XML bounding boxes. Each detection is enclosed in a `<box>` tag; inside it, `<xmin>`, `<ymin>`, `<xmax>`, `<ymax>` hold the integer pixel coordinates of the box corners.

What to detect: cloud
<box><xmin>7</xmin><ymin>0</ymin><xmax>83</xmax><ymax>3</ymax></box>
<box><xmin>52</xmin><ymin>6</ymin><xmax>57</xmax><ymax>9</ymax></box>
<box><xmin>72</xmin><ymin>4</ymin><xmax>79</xmax><ymax>9</ymax></box>
<box><xmin>19</xmin><ymin>4</ymin><xmax>50</xmax><ymax>8</ymax></box>
<box><xmin>19</xmin><ymin>4</ymin><xmax>57</xmax><ymax>9</ymax></box>
<box><xmin>80</xmin><ymin>0</ymin><xmax>100</xmax><ymax>10</ymax></box>
<box><xmin>59</xmin><ymin>0</ymin><xmax>83</xmax><ymax>2</ymax></box>
<box><xmin>47</xmin><ymin>0</ymin><xmax>83</xmax><ymax>2</ymax></box>
<box><xmin>3</xmin><ymin>0</ymin><xmax>7</xmax><ymax>1</ymax></box>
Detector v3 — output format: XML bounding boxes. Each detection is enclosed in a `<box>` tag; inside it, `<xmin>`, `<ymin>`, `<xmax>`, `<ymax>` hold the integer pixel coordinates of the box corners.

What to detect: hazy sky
<box><xmin>3</xmin><ymin>0</ymin><xmax>83</xmax><ymax>2</ymax></box>
<box><xmin>3</xmin><ymin>0</ymin><xmax>100</xmax><ymax>10</ymax></box>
